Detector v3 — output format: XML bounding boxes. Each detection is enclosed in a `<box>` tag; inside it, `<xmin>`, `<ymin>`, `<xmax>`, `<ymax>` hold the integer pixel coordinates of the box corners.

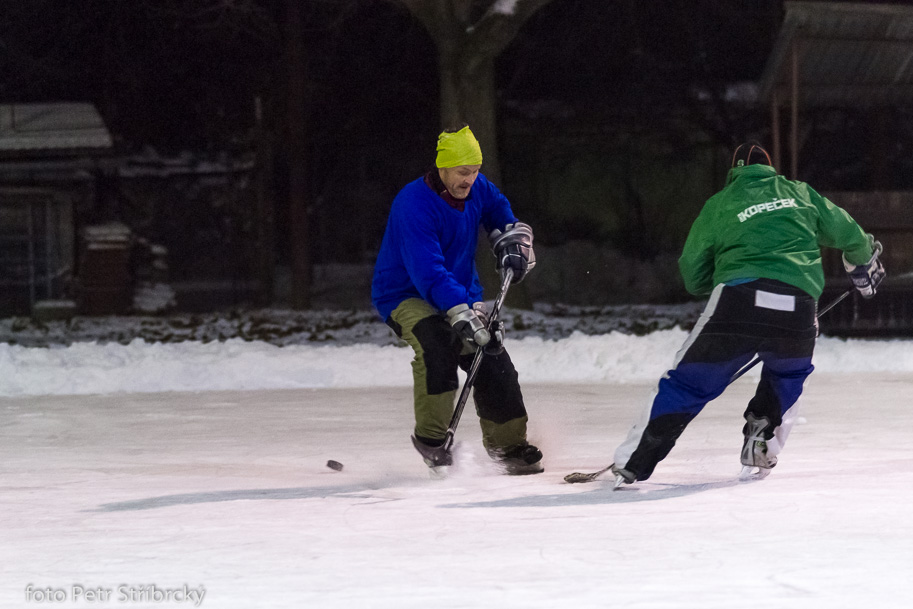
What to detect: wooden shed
<box><xmin>0</xmin><ymin>102</ymin><xmax>114</xmax><ymax>316</ymax></box>
<box><xmin>758</xmin><ymin>1</ymin><xmax>913</xmax><ymax>334</ymax></box>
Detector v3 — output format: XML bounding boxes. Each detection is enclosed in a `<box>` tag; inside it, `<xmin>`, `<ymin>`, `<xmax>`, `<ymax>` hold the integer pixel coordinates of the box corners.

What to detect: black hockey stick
<box><xmin>564</xmin><ymin>287</ymin><xmax>853</xmax><ymax>484</ymax></box>
<box><xmin>441</xmin><ymin>268</ymin><xmax>514</xmax><ymax>453</ymax></box>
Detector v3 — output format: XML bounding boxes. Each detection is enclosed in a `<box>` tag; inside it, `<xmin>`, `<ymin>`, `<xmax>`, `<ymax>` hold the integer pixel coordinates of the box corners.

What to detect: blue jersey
<box><xmin>372</xmin><ymin>173</ymin><xmax>517</xmax><ymax>320</ymax></box>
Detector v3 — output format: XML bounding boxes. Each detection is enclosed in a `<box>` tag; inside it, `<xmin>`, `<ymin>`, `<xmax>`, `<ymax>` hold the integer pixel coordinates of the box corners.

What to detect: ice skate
<box><xmin>489</xmin><ymin>443</ymin><xmax>544</xmax><ymax>475</ymax></box>
<box><xmin>740</xmin><ymin>414</ymin><xmax>777</xmax><ymax>480</ymax></box>
<box><xmin>411</xmin><ymin>435</ymin><xmax>453</xmax><ymax>472</ymax></box>
<box><xmin>610</xmin><ymin>464</ymin><xmax>636</xmax><ymax>490</ymax></box>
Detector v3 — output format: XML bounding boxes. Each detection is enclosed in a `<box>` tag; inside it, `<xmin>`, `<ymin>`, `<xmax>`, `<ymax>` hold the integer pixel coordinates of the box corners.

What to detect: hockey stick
<box><xmin>563</xmin><ymin>287</ymin><xmax>853</xmax><ymax>485</ymax></box>
<box><xmin>441</xmin><ymin>268</ymin><xmax>515</xmax><ymax>453</ymax></box>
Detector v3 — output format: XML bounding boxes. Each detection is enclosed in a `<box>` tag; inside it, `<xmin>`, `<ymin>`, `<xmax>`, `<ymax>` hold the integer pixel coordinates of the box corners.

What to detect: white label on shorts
<box><xmin>755</xmin><ymin>289</ymin><xmax>795</xmax><ymax>312</ymax></box>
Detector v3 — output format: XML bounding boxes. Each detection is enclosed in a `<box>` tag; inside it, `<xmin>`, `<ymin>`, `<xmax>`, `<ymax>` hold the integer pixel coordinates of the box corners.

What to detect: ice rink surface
<box><xmin>3</xmin><ymin>374</ymin><xmax>912</xmax><ymax>609</ymax></box>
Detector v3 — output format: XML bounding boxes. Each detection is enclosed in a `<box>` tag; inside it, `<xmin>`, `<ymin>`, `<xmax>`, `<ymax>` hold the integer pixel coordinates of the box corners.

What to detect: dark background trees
<box><xmin>2</xmin><ymin>0</ymin><xmax>909</xmax><ymax>309</ymax></box>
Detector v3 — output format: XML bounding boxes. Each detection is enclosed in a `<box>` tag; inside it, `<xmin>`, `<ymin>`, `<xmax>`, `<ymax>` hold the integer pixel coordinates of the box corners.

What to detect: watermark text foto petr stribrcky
<box><xmin>25</xmin><ymin>584</ymin><xmax>205</xmax><ymax>606</ymax></box>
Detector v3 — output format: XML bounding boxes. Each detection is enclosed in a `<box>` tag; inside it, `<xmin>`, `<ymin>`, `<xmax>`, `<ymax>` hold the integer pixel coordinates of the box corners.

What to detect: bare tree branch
<box><xmin>393</xmin><ymin>0</ymin><xmax>551</xmax><ymax>55</ymax></box>
<box><xmin>143</xmin><ymin>0</ymin><xmax>279</xmax><ymax>41</ymax></box>
<box><xmin>468</xmin><ymin>0</ymin><xmax>553</xmax><ymax>58</ymax></box>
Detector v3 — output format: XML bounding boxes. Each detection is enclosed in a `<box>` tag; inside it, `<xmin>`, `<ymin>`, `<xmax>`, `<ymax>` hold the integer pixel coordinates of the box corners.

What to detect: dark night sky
<box><xmin>0</xmin><ymin>0</ymin><xmax>779</xmax><ymax>150</ymax></box>
<box><xmin>3</xmin><ymin>0</ymin><xmax>911</xmax><ymax>268</ymax></box>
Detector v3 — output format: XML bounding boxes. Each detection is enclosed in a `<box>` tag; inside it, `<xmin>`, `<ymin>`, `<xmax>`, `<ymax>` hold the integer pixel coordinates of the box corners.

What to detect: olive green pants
<box><xmin>386</xmin><ymin>298</ymin><xmax>529</xmax><ymax>452</ymax></box>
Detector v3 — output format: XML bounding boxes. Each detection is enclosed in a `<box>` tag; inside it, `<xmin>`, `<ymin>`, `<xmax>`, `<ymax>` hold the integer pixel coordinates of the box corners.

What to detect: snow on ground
<box><xmin>1</xmin><ymin>304</ymin><xmax>911</xmax><ymax>397</ymax></box>
<box><xmin>1</xmin><ymin>328</ymin><xmax>913</xmax><ymax>397</ymax></box>
<box><xmin>2</xmin><ymin>306</ymin><xmax>913</xmax><ymax>608</ymax></box>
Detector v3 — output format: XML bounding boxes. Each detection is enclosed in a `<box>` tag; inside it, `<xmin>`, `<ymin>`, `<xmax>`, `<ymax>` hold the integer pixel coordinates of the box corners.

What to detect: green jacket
<box><xmin>679</xmin><ymin>164</ymin><xmax>874</xmax><ymax>299</ymax></box>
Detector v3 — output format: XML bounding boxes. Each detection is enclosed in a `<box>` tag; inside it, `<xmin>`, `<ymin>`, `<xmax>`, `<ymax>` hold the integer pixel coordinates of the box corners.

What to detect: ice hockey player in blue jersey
<box><xmin>372</xmin><ymin>125</ymin><xmax>542</xmax><ymax>475</ymax></box>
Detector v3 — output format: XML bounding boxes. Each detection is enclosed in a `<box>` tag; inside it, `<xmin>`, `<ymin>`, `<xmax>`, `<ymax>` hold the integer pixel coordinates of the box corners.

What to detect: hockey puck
<box><xmin>326</xmin><ymin>460</ymin><xmax>344</xmax><ymax>472</ymax></box>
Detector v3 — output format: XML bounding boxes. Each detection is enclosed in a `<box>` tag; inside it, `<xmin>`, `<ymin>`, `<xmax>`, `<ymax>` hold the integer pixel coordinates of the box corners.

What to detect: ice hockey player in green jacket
<box><xmin>610</xmin><ymin>141</ymin><xmax>886</xmax><ymax>488</ymax></box>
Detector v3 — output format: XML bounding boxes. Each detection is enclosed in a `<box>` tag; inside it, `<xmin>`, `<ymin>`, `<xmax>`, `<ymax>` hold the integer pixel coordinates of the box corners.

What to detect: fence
<box><xmin>819</xmin><ymin>191</ymin><xmax>913</xmax><ymax>336</ymax></box>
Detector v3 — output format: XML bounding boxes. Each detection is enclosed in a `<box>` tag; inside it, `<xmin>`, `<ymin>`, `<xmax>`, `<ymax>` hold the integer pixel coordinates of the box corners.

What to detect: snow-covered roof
<box><xmin>758</xmin><ymin>2</ymin><xmax>913</xmax><ymax>108</ymax></box>
<box><xmin>118</xmin><ymin>148</ymin><xmax>255</xmax><ymax>178</ymax></box>
<box><xmin>0</xmin><ymin>102</ymin><xmax>113</xmax><ymax>155</ymax></box>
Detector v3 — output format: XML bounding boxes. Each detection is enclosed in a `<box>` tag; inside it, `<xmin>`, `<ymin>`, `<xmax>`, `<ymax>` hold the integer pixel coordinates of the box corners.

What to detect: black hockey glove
<box><xmin>843</xmin><ymin>240</ymin><xmax>886</xmax><ymax>299</ymax></box>
<box><xmin>473</xmin><ymin>302</ymin><xmax>504</xmax><ymax>355</ymax></box>
<box><xmin>489</xmin><ymin>222</ymin><xmax>536</xmax><ymax>284</ymax></box>
<box><xmin>447</xmin><ymin>303</ymin><xmax>490</xmax><ymax>348</ymax></box>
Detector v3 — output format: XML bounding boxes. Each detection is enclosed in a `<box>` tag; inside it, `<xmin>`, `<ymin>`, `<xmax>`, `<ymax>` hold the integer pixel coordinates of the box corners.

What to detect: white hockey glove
<box><xmin>447</xmin><ymin>303</ymin><xmax>490</xmax><ymax>347</ymax></box>
<box><xmin>473</xmin><ymin>302</ymin><xmax>504</xmax><ymax>355</ymax></box>
<box><xmin>843</xmin><ymin>240</ymin><xmax>885</xmax><ymax>299</ymax></box>
<box><xmin>488</xmin><ymin>222</ymin><xmax>536</xmax><ymax>284</ymax></box>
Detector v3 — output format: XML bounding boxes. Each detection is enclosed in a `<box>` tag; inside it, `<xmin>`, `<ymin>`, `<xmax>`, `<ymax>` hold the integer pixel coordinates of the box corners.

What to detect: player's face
<box><xmin>438</xmin><ymin>165</ymin><xmax>481</xmax><ymax>200</ymax></box>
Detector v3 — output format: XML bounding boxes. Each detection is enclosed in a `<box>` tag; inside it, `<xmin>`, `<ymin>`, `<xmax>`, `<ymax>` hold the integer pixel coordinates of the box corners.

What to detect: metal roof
<box><xmin>0</xmin><ymin>103</ymin><xmax>113</xmax><ymax>155</ymax></box>
<box><xmin>758</xmin><ymin>1</ymin><xmax>913</xmax><ymax>107</ymax></box>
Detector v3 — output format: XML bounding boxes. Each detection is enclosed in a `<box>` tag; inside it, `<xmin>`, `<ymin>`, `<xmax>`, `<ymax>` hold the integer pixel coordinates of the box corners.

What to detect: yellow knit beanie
<box><xmin>435</xmin><ymin>126</ymin><xmax>483</xmax><ymax>168</ymax></box>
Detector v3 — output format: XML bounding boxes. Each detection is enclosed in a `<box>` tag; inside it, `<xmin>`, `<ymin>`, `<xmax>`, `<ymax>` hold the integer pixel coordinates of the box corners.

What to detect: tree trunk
<box><xmin>439</xmin><ymin>48</ymin><xmax>526</xmax><ymax>305</ymax></box>
<box><xmin>439</xmin><ymin>53</ymin><xmax>501</xmax><ymax>184</ymax></box>
<box><xmin>253</xmin><ymin>95</ymin><xmax>276</xmax><ymax>306</ymax></box>
<box><xmin>399</xmin><ymin>0</ymin><xmax>553</xmax><ymax>309</ymax></box>
<box><xmin>285</xmin><ymin>0</ymin><xmax>311</xmax><ymax>309</ymax></box>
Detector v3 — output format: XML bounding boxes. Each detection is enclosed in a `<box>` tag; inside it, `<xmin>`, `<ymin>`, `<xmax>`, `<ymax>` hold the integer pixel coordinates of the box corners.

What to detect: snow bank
<box><xmin>2</xmin><ymin>330</ymin><xmax>911</xmax><ymax>397</ymax></box>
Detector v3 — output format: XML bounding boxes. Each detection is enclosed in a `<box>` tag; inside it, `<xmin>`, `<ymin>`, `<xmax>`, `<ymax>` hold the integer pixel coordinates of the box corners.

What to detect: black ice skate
<box><xmin>489</xmin><ymin>443</ymin><xmax>544</xmax><ymax>475</ymax></box>
<box><xmin>411</xmin><ymin>435</ymin><xmax>453</xmax><ymax>469</ymax></box>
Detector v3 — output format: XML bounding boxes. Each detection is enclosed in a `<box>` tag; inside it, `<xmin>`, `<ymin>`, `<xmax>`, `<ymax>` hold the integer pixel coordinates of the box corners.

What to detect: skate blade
<box><xmin>613</xmin><ymin>473</ymin><xmax>630</xmax><ymax>490</ymax></box>
<box><xmin>502</xmin><ymin>462</ymin><xmax>544</xmax><ymax>476</ymax></box>
<box><xmin>428</xmin><ymin>465</ymin><xmax>451</xmax><ymax>479</ymax></box>
<box><xmin>739</xmin><ymin>465</ymin><xmax>772</xmax><ymax>481</ymax></box>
